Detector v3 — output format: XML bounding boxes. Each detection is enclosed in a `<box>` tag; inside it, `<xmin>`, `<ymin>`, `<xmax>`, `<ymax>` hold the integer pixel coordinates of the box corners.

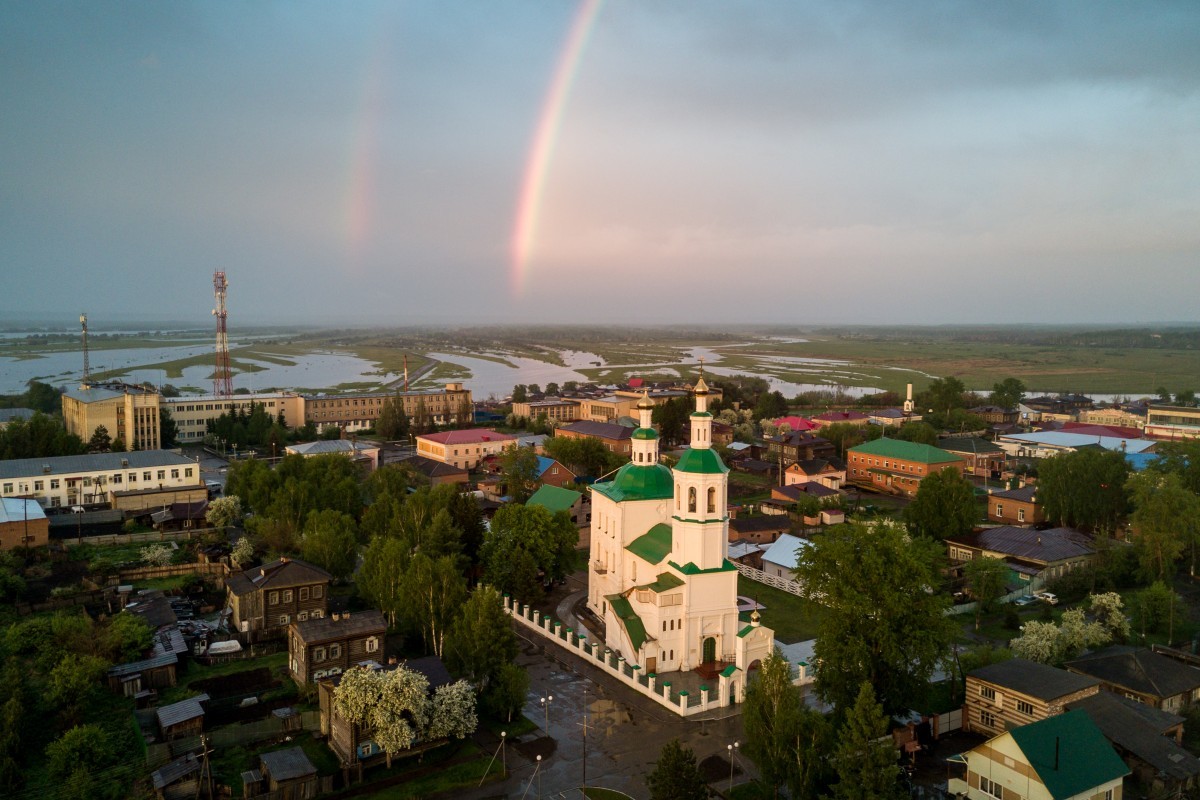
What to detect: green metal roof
<box><xmin>626</xmin><ymin>524</ymin><xmax>673</xmax><ymax>565</ymax></box>
<box><xmin>720</xmin><ymin>664</ymin><xmax>739</xmax><ymax>677</ymax></box>
<box><xmin>674</xmin><ymin>447</ymin><xmax>728</xmax><ymax>475</ymax></box>
<box><xmin>1005</xmin><ymin>710</ymin><xmax>1129</xmax><ymax>800</ymax></box>
<box><xmin>635</xmin><ymin>572</ymin><xmax>684</xmax><ymax>593</ymax></box>
<box><xmin>668</xmin><ymin>558</ymin><xmax>738</xmax><ymax>575</ymax></box>
<box><xmin>737</xmin><ymin>625</ymin><xmax>754</xmax><ymax>638</ymax></box>
<box><xmin>690</xmin><ymin>411</ymin><xmax>713</xmax><ymax>418</ymax></box>
<box><xmin>848</xmin><ymin>437</ymin><xmax>962</xmax><ymax>465</ymax></box>
<box><xmin>632</xmin><ymin>427</ymin><xmax>659</xmax><ymax>440</ymax></box>
<box><xmin>605</xmin><ymin>594</ymin><xmax>648</xmax><ymax>652</ymax></box>
<box><xmin>526</xmin><ymin>484</ymin><xmax>582</xmax><ymax>514</ymax></box>
<box><xmin>592</xmin><ymin>463</ymin><xmax>675</xmax><ymax>502</ymax></box>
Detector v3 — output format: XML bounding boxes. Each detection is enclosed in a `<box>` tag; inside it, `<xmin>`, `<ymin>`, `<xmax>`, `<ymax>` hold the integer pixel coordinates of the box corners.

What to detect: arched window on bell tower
<box><xmin>707</xmin><ymin>486</ymin><xmax>716</xmax><ymax>514</ymax></box>
<box><xmin>688</xmin><ymin>486</ymin><xmax>697</xmax><ymax>513</ymax></box>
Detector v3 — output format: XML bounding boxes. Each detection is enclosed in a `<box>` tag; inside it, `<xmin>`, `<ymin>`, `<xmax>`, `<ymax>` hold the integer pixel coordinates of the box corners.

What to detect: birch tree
<box><xmin>402</xmin><ymin>553</ymin><xmax>467</xmax><ymax>657</ymax></box>
<box><xmin>427</xmin><ymin>680</ymin><xmax>477</xmax><ymax>740</ymax></box>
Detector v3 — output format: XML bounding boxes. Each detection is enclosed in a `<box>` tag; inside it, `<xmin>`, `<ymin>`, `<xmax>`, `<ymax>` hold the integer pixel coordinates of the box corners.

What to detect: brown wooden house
<box><xmin>156</xmin><ymin>693</ymin><xmax>208</xmax><ymax>741</ymax></box>
<box><xmin>986</xmin><ymin>484</ymin><xmax>1046</xmax><ymax>525</ymax></box>
<box><xmin>288</xmin><ymin>610</ymin><xmax>388</xmax><ymax>684</ymax></box>
<box><xmin>226</xmin><ymin>557</ymin><xmax>332</xmax><ymax>641</ymax></box>
<box><xmin>965</xmin><ymin>658</ymin><xmax>1098</xmax><ymax>737</ymax></box>
<box><xmin>244</xmin><ymin>747</ymin><xmax>320</xmax><ymax>800</ymax></box>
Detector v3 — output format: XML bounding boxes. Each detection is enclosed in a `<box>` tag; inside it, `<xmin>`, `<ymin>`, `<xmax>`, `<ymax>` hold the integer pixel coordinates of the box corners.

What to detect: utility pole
<box><xmin>80</xmin><ymin>313</ymin><xmax>90</xmax><ymax>386</ymax></box>
<box><xmin>196</xmin><ymin>733</ymin><xmax>213</xmax><ymax>799</ymax></box>
<box><xmin>577</xmin><ymin>687</ymin><xmax>592</xmax><ymax>795</ymax></box>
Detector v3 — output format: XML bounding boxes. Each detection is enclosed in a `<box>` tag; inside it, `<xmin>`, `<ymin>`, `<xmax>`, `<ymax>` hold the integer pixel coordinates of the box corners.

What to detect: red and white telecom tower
<box><xmin>212</xmin><ymin>271</ymin><xmax>233</xmax><ymax>398</ymax></box>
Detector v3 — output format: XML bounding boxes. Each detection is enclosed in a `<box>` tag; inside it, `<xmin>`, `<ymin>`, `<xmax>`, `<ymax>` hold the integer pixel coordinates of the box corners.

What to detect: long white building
<box><xmin>0</xmin><ymin>451</ymin><xmax>202</xmax><ymax>509</ymax></box>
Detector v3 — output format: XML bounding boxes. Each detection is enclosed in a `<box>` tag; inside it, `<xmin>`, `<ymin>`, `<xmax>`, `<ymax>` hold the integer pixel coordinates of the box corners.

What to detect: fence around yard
<box><xmin>57</xmin><ymin>528</ymin><xmax>222</xmax><ymax>547</ymax></box>
<box><xmin>945</xmin><ymin>575</ymin><xmax>1047</xmax><ymax>617</ymax></box>
<box><xmin>146</xmin><ymin>710</ymin><xmax>322</xmax><ymax>769</ymax></box>
<box><xmin>733</xmin><ymin>562</ymin><xmax>804</xmax><ymax>596</ymax></box>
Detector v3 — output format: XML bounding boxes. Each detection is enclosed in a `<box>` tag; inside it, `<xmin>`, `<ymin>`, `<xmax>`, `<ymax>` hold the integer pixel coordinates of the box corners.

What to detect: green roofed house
<box><xmin>846</xmin><ymin>437</ymin><xmax>964</xmax><ymax>497</ymax></box>
<box><xmin>950</xmin><ymin>709</ymin><xmax>1129</xmax><ymax>800</ymax></box>
<box><xmin>587</xmin><ymin>376</ymin><xmax>774</xmax><ymax>700</ymax></box>
<box><xmin>527</xmin><ymin>484</ymin><xmax>587</xmax><ymax>526</ymax></box>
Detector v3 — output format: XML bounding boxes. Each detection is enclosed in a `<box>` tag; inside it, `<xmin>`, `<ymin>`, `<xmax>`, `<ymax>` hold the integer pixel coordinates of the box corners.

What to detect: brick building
<box><xmin>846</xmin><ymin>438</ymin><xmax>964</xmax><ymax>496</ymax></box>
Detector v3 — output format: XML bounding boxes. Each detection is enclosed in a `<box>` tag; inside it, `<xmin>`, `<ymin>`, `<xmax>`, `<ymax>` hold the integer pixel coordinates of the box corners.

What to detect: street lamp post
<box><xmin>540</xmin><ymin>695</ymin><xmax>553</xmax><ymax>734</ymax></box>
<box><xmin>728</xmin><ymin>741</ymin><xmax>739</xmax><ymax>792</ymax></box>
<box><xmin>536</xmin><ymin>754</ymin><xmax>542</xmax><ymax>799</ymax></box>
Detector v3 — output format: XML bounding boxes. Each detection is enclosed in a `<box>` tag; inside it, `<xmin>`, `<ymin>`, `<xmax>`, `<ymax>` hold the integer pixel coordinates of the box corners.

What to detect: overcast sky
<box><xmin>3</xmin><ymin>1</ymin><xmax>1199</xmax><ymax>327</ymax></box>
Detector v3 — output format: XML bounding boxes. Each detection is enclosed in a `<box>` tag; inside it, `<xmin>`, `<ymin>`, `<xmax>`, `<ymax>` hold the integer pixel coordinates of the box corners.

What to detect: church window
<box><xmin>676</xmin><ymin>487</ymin><xmax>680</xmax><ymax>510</ymax></box>
<box><xmin>707</xmin><ymin>487</ymin><xmax>716</xmax><ymax>513</ymax></box>
<box><xmin>688</xmin><ymin>487</ymin><xmax>696</xmax><ymax>513</ymax></box>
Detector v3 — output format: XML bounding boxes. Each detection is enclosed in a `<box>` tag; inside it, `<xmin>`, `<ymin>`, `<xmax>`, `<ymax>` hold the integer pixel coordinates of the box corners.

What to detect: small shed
<box><xmin>761</xmin><ymin>533</ymin><xmax>811</xmax><ymax>581</ymax></box>
<box><xmin>245</xmin><ymin>746</ymin><xmax>318</xmax><ymax>800</ymax></box>
<box><xmin>151</xmin><ymin>752</ymin><xmax>201</xmax><ymax>800</ymax></box>
<box><xmin>156</xmin><ymin>693</ymin><xmax>208</xmax><ymax>741</ymax></box>
<box><xmin>107</xmin><ymin>652</ymin><xmax>178</xmax><ymax>697</ymax></box>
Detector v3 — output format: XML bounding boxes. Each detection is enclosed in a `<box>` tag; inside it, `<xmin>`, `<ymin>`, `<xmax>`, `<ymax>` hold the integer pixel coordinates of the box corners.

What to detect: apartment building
<box><xmin>304</xmin><ymin>383</ymin><xmax>473</xmax><ymax>432</ymax></box>
<box><xmin>0</xmin><ymin>450</ymin><xmax>201</xmax><ymax>509</ymax></box>
<box><xmin>163</xmin><ymin>392</ymin><xmax>304</xmax><ymax>443</ymax></box>
<box><xmin>414</xmin><ymin>428</ymin><xmax>517</xmax><ymax>470</ymax></box>
<box><xmin>62</xmin><ymin>383</ymin><xmax>161</xmax><ymax>451</ymax></box>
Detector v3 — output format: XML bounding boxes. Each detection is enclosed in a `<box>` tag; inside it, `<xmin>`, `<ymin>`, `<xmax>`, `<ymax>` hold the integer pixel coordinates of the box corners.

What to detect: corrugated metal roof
<box><xmin>0</xmin><ymin>498</ymin><xmax>47</xmax><ymax>523</ymax></box>
<box><xmin>761</xmin><ymin>533</ymin><xmax>810</xmax><ymax>571</ymax></box>
<box><xmin>156</xmin><ymin>693</ymin><xmax>208</xmax><ymax>729</ymax></box>
<box><xmin>950</xmin><ymin>526</ymin><xmax>1094</xmax><ymax>564</ymax></box>
<box><xmin>1000</xmin><ymin>431</ymin><xmax>1156</xmax><ymax>454</ymax></box>
<box><xmin>107</xmin><ymin>652</ymin><xmax>179</xmax><ymax>678</ymax></box>
<box><xmin>286</xmin><ymin>439</ymin><xmax>376</xmax><ymax>456</ymax></box>
<box><xmin>260</xmin><ymin>746</ymin><xmax>317</xmax><ymax>781</ymax></box>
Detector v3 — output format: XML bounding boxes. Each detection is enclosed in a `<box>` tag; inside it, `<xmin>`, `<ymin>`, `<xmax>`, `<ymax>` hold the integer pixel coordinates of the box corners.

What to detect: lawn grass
<box><xmin>479</xmin><ymin>712</ymin><xmax>537</xmax><ymax>738</ymax></box>
<box><xmin>352</xmin><ymin>741</ymin><xmax>498</xmax><ymax>799</ymax></box>
<box><xmin>133</xmin><ymin>574</ymin><xmax>191</xmax><ymax>592</ymax></box>
<box><xmin>736</xmin><ymin>575</ymin><xmax>826</xmax><ymax>644</ymax></box>
<box><xmin>730</xmin><ymin>781</ymin><xmax>777</xmax><ymax>800</ymax></box>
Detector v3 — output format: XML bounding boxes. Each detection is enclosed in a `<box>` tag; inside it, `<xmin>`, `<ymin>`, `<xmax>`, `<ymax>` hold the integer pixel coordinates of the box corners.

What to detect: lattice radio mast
<box><xmin>80</xmin><ymin>313</ymin><xmax>90</xmax><ymax>386</ymax></box>
<box><xmin>212</xmin><ymin>272</ymin><xmax>233</xmax><ymax>398</ymax></box>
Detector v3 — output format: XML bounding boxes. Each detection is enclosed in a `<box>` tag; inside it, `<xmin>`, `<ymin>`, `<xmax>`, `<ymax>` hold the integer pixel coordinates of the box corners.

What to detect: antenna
<box><xmin>212</xmin><ymin>271</ymin><xmax>232</xmax><ymax>398</ymax></box>
<box><xmin>80</xmin><ymin>313</ymin><xmax>90</xmax><ymax>386</ymax></box>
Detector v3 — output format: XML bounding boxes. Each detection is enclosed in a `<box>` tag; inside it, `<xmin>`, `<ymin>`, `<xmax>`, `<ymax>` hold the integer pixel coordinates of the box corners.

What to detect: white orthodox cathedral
<box><xmin>587</xmin><ymin>372</ymin><xmax>774</xmax><ymax>683</ymax></box>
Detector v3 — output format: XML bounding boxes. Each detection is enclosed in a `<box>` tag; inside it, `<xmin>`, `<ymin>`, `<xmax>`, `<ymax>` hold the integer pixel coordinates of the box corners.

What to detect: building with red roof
<box><xmin>772</xmin><ymin>415</ymin><xmax>819</xmax><ymax>432</ymax></box>
<box><xmin>414</xmin><ymin>428</ymin><xmax>518</xmax><ymax>470</ymax></box>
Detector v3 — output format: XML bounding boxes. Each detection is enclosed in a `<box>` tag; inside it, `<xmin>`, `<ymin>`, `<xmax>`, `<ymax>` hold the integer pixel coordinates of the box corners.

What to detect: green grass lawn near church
<box><xmin>737</xmin><ymin>575</ymin><xmax>826</xmax><ymax>644</ymax></box>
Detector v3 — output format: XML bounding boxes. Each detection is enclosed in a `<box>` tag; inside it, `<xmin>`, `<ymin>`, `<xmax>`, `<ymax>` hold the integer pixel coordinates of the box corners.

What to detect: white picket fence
<box><xmin>734</xmin><ymin>562</ymin><xmax>805</xmax><ymax>596</ymax></box>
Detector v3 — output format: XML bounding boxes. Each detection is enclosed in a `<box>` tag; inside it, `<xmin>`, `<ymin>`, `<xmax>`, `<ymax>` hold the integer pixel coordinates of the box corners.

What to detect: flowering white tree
<box><xmin>333</xmin><ymin>665</ymin><xmax>443</xmax><ymax>768</ymax></box>
<box><xmin>426</xmin><ymin>680</ymin><xmax>477</xmax><ymax>741</ymax></box>
<box><xmin>1088</xmin><ymin>592</ymin><xmax>1131</xmax><ymax>641</ymax></box>
<box><xmin>371</xmin><ymin>668</ymin><xmax>431</xmax><ymax>766</ymax></box>
<box><xmin>230</xmin><ymin>536</ymin><xmax>255</xmax><ymax>566</ymax></box>
<box><xmin>140</xmin><ymin>543</ymin><xmax>173</xmax><ymax>567</ymax></box>
<box><xmin>1010</xmin><ymin>620</ymin><xmax>1061</xmax><ymax>663</ymax></box>
<box><xmin>1010</xmin><ymin>609</ymin><xmax>1111</xmax><ymax>665</ymax></box>
<box><xmin>206</xmin><ymin>495</ymin><xmax>243</xmax><ymax>529</ymax></box>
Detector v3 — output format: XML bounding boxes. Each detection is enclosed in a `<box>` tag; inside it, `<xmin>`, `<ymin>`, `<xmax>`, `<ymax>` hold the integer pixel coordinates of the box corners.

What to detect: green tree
<box><xmin>45</xmin><ymin>724</ymin><xmax>127</xmax><ymax>800</ymax></box>
<box><xmin>205</xmin><ymin>495</ymin><xmax>244</xmax><ymax>529</ymax></box>
<box><xmin>545</xmin><ymin>382</ymin><xmax>560</xmax><ymax>396</ymax></box>
<box><xmin>376</xmin><ymin>395</ymin><xmax>410</xmax><ymax>440</ymax></box>
<box><xmin>1134</xmin><ymin>581</ymin><xmax>1179</xmax><ymax>637</ymax></box>
<box><xmin>48</xmin><ymin>653</ymin><xmax>110</xmax><ymax>722</ymax></box>
<box><xmin>87</xmin><ymin>425</ymin><xmax>112</xmax><ymax>453</ymax></box>
<box><xmin>743</xmin><ymin>648</ymin><xmax>831</xmax><ymax>799</ymax></box>
<box><xmin>100</xmin><ymin>613</ymin><xmax>153</xmax><ymax>663</ymax></box>
<box><xmin>299</xmin><ymin>509</ymin><xmax>358</xmax><ymax>580</ymax></box>
<box><xmin>820</xmin><ymin>422</ymin><xmax>882</xmax><ymax>458</ymax></box>
<box><xmin>753</xmin><ymin>390</ymin><xmax>789</xmax><ymax>421</ymax></box>
<box><xmin>646</xmin><ymin>739</ymin><xmax>710</xmax><ymax>800</ymax></box>
<box><xmin>25</xmin><ymin>380</ymin><xmax>63</xmax><ymax>413</ymax></box>
<box><xmin>1038</xmin><ymin>448</ymin><xmax>1129</xmax><ymax>531</ymax></box>
<box><xmin>358</xmin><ymin>535</ymin><xmax>411</xmax><ymax>627</ymax></box>
<box><xmin>903</xmin><ymin>467</ymin><xmax>979</xmax><ymax>541</ymax></box>
<box><xmin>963</xmin><ymin>556</ymin><xmax>1009</xmax><ymax>630</ymax></box>
<box><xmin>794</xmin><ymin>522</ymin><xmax>955</xmax><ymax>716</ymax></box>
<box><xmin>159</xmin><ymin>407</ymin><xmax>178</xmax><ymax>445</ymax></box>
<box><xmin>401</xmin><ymin>553</ymin><xmax>468</xmax><ymax>657</ymax></box>
<box><xmin>894</xmin><ymin>420</ymin><xmax>938</xmax><ymax>446</ymax></box>
<box><xmin>481</xmin><ymin>504</ymin><xmax>578</xmax><ymax>601</ymax></box>
<box><xmin>919</xmin><ymin>376</ymin><xmax>967</xmax><ymax>415</ymax></box>
<box><xmin>511</xmin><ymin>384</ymin><xmax>527</xmax><ymax>403</ymax></box>
<box><xmin>481</xmin><ymin>662</ymin><xmax>529</xmax><ymax>723</ymax></box>
<box><xmin>444</xmin><ymin>587</ymin><xmax>518</xmax><ymax>694</ymax></box>
<box><xmin>544</xmin><ymin>434</ymin><xmax>623</xmax><ymax>479</ymax></box>
<box><xmin>500</xmin><ymin>445</ymin><xmax>541</xmax><ymax>503</ymax></box>
<box><xmin>1151</xmin><ymin>440</ymin><xmax>1200</xmax><ymax>495</ymax></box>
<box><xmin>412</xmin><ymin>398</ymin><xmax>434</xmax><ymax>434</ymax></box>
<box><xmin>652</xmin><ymin>397</ymin><xmax>692</xmax><ymax>447</ymax></box>
<box><xmin>989</xmin><ymin>377</ymin><xmax>1027</xmax><ymax>410</ymax></box>
<box><xmin>1129</xmin><ymin>471</ymin><xmax>1200</xmax><ymax>582</ymax></box>
<box><xmin>0</xmin><ymin>412</ymin><xmax>86</xmax><ymax>459</ymax></box>
<box><xmin>832</xmin><ymin>683</ymin><xmax>903</xmax><ymax>800</ymax></box>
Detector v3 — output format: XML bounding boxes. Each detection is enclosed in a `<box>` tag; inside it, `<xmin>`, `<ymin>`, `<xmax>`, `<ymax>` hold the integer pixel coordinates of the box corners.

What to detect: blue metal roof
<box><xmin>1002</xmin><ymin>431</ymin><xmax>1156</xmax><ymax>454</ymax></box>
<box><xmin>0</xmin><ymin>498</ymin><xmax>46</xmax><ymax>523</ymax></box>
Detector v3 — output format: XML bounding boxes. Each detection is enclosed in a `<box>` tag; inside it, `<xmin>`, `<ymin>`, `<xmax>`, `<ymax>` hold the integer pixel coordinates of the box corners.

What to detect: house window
<box><xmin>1018</xmin><ymin>508</ymin><xmax>1025</xmax><ymax>522</ymax></box>
<box><xmin>979</xmin><ymin>776</ymin><xmax>1002</xmax><ymax>799</ymax></box>
<box><xmin>330</xmin><ymin>644</ymin><xmax>341</xmax><ymax>660</ymax></box>
<box><xmin>314</xmin><ymin>647</ymin><xmax>326</xmax><ymax>662</ymax></box>
<box><xmin>707</xmin><ymin>487</ymin><xmax>716</xmax><ymax>514</ymax></box>
<box><xmin>298</xmin><ymin>611</ymin><xmax>308</xmax><ymax>622</ymax></box>
<box><xmin>979</xmin><ymin>710</ymin><xmax>997</xmax><ymax>730</ymax></box>
<box><xmin>1016</xmin><ymin>700</ymin><xmax>1033</xmax><ymax>715</ymax></box>
<box><xmin>51</xmin><ymin>479</ymin><xmax>60</xmax><ymax>489</ymax></box>
<box><xmin>311</xmin><ymin>609</ymin><xmax>323</xmax><ymax>619</ymax></box>
<box><xmin>313</xmin><ymin>586</ymin><xmax>323</xmax><ymax>599</ymax></box>
<box><xmin>143</xmin><ymin>472</ymin><xmax>152</xmax><ymax>481</ymax></box>
<box><xmin>995</xmin><ymin>504</ymin><xmax>1003</xmax><ymax>517</ymax></box>
<box><xmin>366</xmin><ymin>637</ymin><xmax>379</xmax><ymax>653</ymax></box>
<box><xmin>157</xmin><ymin>470</ymin><xmax>166</xmax><ymax>480</ymax></box>
<box><xmin>171</xmin><ymin>469</ymin><xmax>179</xmax><ymax>479</ymax></box>
<box><xmin>979</xmin><ymin>686</ymin><xmax>995</xmax><ymax>701</ymax></box>
<box><xmin>279</xmin><ymin>615</ymin><xmax>290</xmax><ymax>625</ymax></box>
<box><xmin>688</xmin><ymin>487</ymin><xmax>696</xmax><ymax>513</ymax></box>
<box><xmin>283</xmin><ymin>590</ymin><xmax>293</xmax><ymax>603</ymax></box>
<box><xmin>300</xmin><ymin>587</ymin><xmax>309</xmax><ymax>601</ymax></box>
<box><xmin>269</xmin><ymin>591</ymin><xmax>279</xmax><ymax>605</ymax></box>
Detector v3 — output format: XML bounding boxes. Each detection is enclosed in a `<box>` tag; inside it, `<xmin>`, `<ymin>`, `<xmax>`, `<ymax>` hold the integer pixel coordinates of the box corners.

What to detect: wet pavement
<box><xmin>459</xmin><ymin>626</ymin><xmax>757</xmax><ymax>799</ymax></box>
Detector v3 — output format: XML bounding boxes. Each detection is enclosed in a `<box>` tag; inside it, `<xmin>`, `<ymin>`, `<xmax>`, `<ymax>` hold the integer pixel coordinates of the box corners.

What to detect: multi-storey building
<box><xmin>62</xmin><ymin>383</ymin><xmax>161</xmax><ymax>451</ymax></box>
<box><xmin>163</xmin><ymin>392</ymin><xmax>303</xmax><ymax>443</ymax></box>
<box><xmin>965</xmin><ymin>658</ymin><xmax>1100</xmax><ymax>736</ymax></box>
<box><xmin>576</xmin><ymin>395</ymin><xmax>637</xmax><ymax>424</ymax></box>
<box><xmin>288</xmin><ymin>610</ymin><xmax>388</xmax><ymax>684</ymax></box>
<box><xmin>986</xmin><ymin>484</ymin><xmax>1046</xmax><ymax>525</ymax></box>
<box><xmin>1145</xmin><ymin>405</ymin><xmax>1200</xmax><ymax>441</ymax></box>
<box><xmin>414</xmin><ymin>428</ymin><xmax>517</xmax><ymax>470</ymax></box>
<box><xmin>304</xmin><ymin>383</ymin><xmax>472</xmax><ymax>433</ymax></box>
<box><xmin>511</xmin><ymin>397</ymin><xmax>580</xmax><ymax>423</ymax></box>
<box><xmin>845</xmin><ymin>438</ymin><xmax>964</xmax><ymax>496</ymax></box>
<box><xmin>555</xmin><ymin>421</ymin><xmax>633</xmax><ymax>457</ymax></box>
<box><xmin>226</xmin><ymin>557</ymin><xmax>332</xmax><ymax>640</ymax></box>
<box><xmin>0</xmin><ymin>451</ymin><xmax>201</xmax><ymax>509</ymax></box>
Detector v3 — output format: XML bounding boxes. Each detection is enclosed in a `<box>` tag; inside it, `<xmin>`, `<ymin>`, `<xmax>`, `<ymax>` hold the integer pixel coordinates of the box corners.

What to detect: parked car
<box><xmin>1013</xmin><ymin>595</ymin><xmax>1037</xmax><ymax>607</ymax></box>
<box><xmin>1034</xmin><ymin>592</ymin><xmax>1059</xmax><ymax>605</ymax></box>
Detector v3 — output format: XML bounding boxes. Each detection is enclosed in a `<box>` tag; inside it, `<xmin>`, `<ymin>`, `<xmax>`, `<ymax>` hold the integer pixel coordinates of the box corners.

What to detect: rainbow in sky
<box><xmin>510</xmin><ymin>0</ymin><xmax>604</xmax><ymax>297</ymax></box>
